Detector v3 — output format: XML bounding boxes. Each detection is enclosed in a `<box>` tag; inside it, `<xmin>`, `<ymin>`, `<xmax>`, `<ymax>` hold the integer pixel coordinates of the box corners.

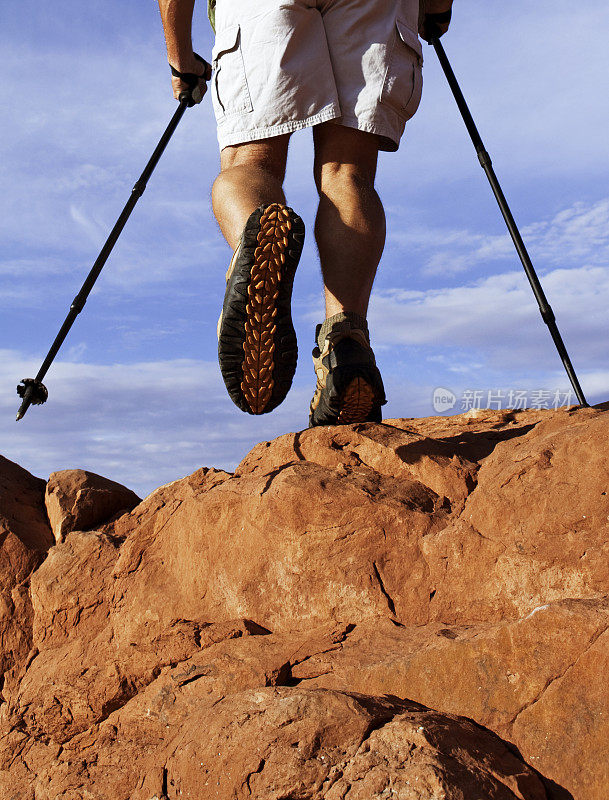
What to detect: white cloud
<box><xmin>69</xmin><ymin>204</ymin><xmax>108</xmax><ymax>249</ymax></box>
<box><xmin>0</xmin><ymin>349</ymin><xmax>313</xmax><ymax>497</ymax></box>
<box><xmin>369</xmin><ymin>263</ymin><xmax>608</xmax><ymax>372</ymax></box>
<box><xmin>579</xmin><ymin>370</ymin><xmax>609</xmax><ymax>398</ymax></box>
<box><xmin>386</xmin><ymin>199</ymin><xmax>609</xmax><ymax>277</ymax></box>
<box><xmin>0</xmin><ymin>257</ymin><xmax>70</xmax><ymax>278</ymax></box>
<box><xmin>525</xmin><ymin>200</ymin><xmax>609</xmax><ymax>265</ymax></box>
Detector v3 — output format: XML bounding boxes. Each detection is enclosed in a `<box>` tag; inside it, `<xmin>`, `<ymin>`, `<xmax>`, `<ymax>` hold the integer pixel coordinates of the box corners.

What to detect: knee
<box><xmin>211</xmin><ymin>167</ymin><xmax>232</xmax><ymax>204</ymax></box>
<box><xmin>314</xmin><ymin>161</ymin><xmax>377</xmax><ymax>198</ymax></box>
<box><xmin>218</xmin><ymin>139</ymin><xmax>290</xmax><ymax>184</ymax></box>
<box><xmin>212</xmin><ymin>159</ymin><xmax>277</xmax><ymax>191</ymax></box>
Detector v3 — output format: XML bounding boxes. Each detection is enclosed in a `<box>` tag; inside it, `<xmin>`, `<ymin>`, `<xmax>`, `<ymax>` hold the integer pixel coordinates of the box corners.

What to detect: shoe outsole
<box><xmin>309</xmin><ymin>361</ymin><xmax>385</xmax><ymax>427</ymax></box>
<box><xmin>337</xmin><ymin>377</ymin><xmax>376</xmax><ymax>424</ymax></box>
<box><xmin>218</xmin><ymin>203</ymin><xmax>305</xmax><ymax>415</ymax></box>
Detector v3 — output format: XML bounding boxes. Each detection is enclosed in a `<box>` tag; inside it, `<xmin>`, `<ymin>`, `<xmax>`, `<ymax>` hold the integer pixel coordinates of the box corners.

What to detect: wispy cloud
<box><xmin>1</xmin><ymin>349</ymin><xmax>312</xmax><ymax>496</ymax></box>
<box><xmin>69</xmin><ymin>204</ymin><xmax>108</xmax><ymax>248</ymax></box>
<box><xmin>300</xmin><ymin>195</ymin><xmax>609</xmax><ymax>409</ymax></box>
<box><xmin>387</xmin><ymin>199</ymin><xmax>609</xmax><ymax>277</ymax></box>
<box><xmin>370</xmin><ymin>264</ymin><xmax>608</xmax><ymax>357</ymax></box>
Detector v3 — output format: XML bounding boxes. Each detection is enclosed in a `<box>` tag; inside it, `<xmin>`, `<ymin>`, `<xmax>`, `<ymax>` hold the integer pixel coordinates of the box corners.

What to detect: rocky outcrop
<box><xmin>45</xmin><ymin>468</ymin><xmax>141</xmax><ymax>543</ymax></box>
<box><xmin>0</xmin><ymin>405</ymin><xmax>607</xmax><ymax>799</ymax></box>
<box><xmin>0</xmin><ymin>456</ymin><xmax>53</xmax><ymax>702</ymax></box>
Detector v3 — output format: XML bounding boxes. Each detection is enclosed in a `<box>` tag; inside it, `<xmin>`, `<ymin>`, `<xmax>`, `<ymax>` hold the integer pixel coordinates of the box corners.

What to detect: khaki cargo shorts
<box><xmin>211</xmin><ymin>0</ymin><xmax>423</xmax><ymax>152</ymax></box>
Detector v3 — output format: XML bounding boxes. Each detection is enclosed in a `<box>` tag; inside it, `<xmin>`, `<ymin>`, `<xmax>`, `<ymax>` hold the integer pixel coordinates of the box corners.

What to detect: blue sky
<box><xmin>2</xmin><ymin>0</ymin><xmax>608</xmax><ymax>496</ymax></box>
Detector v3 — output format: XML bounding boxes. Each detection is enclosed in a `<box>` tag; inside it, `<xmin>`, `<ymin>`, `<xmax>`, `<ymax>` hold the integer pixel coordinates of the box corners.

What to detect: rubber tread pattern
<box><xmin>218</xmin><ymin>203</ymin><xmax>304</xmax><ymax>415</ymax></box>
<box><xmin>337</xmin><ymin>377</ymin><xmax>376</xmax><ymax>424</ymax></box>
<box><xmin>309</xmin><ymin>336</ymin><xmax>386</xmax><ymax>427</ymax></box>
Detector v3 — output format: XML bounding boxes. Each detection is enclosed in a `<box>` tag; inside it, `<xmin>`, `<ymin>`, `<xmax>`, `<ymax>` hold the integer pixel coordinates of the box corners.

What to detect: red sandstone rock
<box><xmin>148</xmin><ymin>688</ymin><xmax>546</xmax><ymax>800</ymax></box>
<box><xmin>16</xmin><ymin>686</ymin><xmax>547</xmax><ymax>800</ymax></box>
<box><xmin>0</xmin><ymin>406</ymin><xmax>608</xmax><ymax>799</ymax></box>
<box><xmin>294</xmin><ymin>600</ymin><xmax>609</xmax><ymax>797</ymax></box>
<box><xmin>423</xmin><ymin>406</ymin><xmax>609</xmax><ymax>624</ymax></box>
<box><xmin>0</xmin><ymin>456</ymin><xmax>52</xmax><ymax>700</ymax></box>
<box><xmin>45</xmin><ymin>468</ymin><xmax>140</xmax><ymax>542</ymax></box>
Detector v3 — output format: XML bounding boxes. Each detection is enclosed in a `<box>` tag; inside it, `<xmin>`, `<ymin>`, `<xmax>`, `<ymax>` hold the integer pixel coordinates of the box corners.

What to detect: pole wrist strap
<box><xmin>169</xmin><ymin>52</ymin><xmax>210</xmax><ymax>87</ymax></box>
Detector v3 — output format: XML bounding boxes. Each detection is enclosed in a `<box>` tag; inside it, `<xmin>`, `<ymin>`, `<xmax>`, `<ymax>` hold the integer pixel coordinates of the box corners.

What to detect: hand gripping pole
<box><xmin>16</xmin><ymin>96</ymin><xmax>191</xmax><ymax>421</ymax></box>
<box><xmin>429</xmin><ymin>30</ymin><xmax>589</xmax><ymax>407</ymax></box>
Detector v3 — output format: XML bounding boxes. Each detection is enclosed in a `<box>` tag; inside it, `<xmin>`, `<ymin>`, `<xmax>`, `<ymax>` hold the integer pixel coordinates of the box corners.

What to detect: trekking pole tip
<box><xmin>16</xmin><ymin>378</ymin><xmax>48</xmax><ymax>421</ymax></box>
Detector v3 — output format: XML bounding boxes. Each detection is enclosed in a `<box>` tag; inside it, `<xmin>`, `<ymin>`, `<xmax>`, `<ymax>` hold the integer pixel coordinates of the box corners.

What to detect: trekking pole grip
<box><xmin>426</xmin><ymin>22</ymin><xmax>442</xmax><ymax>42</ymax></box>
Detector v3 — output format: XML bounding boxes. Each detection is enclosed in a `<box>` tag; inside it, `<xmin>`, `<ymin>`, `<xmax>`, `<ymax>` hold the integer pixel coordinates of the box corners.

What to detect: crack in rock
<box><xmin>243</xmin><ymin>757</ymin><xmax>265</xmax><ymax>795</ymax></box>
<box><xmin>372</xmin><ymin>562</ymin><xmax>396</xmax><ymax>616</ymax></box>
<box><xmin>510</xmin><ymin>623</ymin><xmax>609</xmax><ymax>727</ymax></box>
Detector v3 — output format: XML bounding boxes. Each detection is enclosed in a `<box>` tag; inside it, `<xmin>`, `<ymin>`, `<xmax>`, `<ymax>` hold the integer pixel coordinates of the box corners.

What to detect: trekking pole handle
<box><xmin>173</xmin><ymin>53</ymin><xmax>211</xmax><ymax>107</ymax></box>
<box><xmin>426</xmin><ymin>22</ymin><xmax>442</xmax><ymax>42</ymax></box>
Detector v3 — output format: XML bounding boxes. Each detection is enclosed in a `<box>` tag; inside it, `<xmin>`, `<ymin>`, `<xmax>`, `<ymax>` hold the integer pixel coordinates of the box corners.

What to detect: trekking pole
<box><xmin>427</xmin><ymin>27</ymin><xmax>589</xmax><ymax>407</ymax></box>
<box><xmin>16</xmin><ymin>94</ymin><xmax>193</xmax><ymax>422</ymax></box>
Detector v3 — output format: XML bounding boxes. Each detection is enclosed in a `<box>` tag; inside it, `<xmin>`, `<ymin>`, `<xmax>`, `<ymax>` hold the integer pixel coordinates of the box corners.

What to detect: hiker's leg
<box><xmin>313</xmin><ymin>122</ymin><xmax>386</xmax><ymax>318</ymax></box>
<box><xmin>212</xmin><ymin>134</ymin><xmax>291</xmax><ymax>250</ymax></box>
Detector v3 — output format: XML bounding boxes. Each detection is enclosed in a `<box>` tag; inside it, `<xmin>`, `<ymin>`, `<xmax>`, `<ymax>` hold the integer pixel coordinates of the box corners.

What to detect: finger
<box><xmin>192</xmin><ymin>72</ymin><xmax>210</xmax><ymax>104</ymax></box>
<box><xmin>193</xmin><ymin>53</ymin><xmax>212</xmax><ymax>82</ymax></box>
<box><xmin>171</xmin><ymin>75</ymin><xmax>188</xmax><ymax>98</ymax></box>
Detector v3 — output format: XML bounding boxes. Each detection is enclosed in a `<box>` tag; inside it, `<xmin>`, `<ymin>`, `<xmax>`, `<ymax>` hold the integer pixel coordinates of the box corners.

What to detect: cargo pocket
<box><xmin>380</xmin><ymin>19</ymin><xmax>423</xmax><ymax>121</ymax></box>
<box><xmin>211</xmin><ymin>25</ymin><xmax>253</xmax><ymax>119</ymax></box>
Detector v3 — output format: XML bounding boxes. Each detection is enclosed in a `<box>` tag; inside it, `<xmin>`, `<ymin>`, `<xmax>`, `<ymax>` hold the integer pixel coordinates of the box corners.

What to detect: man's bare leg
<box><xmin>212</xmin><ymin>134</ymin><xmax>291</xmax><ymax>250</ymax></box>
<box><xmin>213</xmin><ymin>133</ymin><xmax>305</xmax><ymax>416</ymax></box>
<box><xmin>313</xmin><ymin>123</ymin><xmax>386</xmax><ymax>319</ymax></box>
<box><xmin>308</xmin><ymin>122</ymin><xmax>387</xmax><ymax>427</ymax></box>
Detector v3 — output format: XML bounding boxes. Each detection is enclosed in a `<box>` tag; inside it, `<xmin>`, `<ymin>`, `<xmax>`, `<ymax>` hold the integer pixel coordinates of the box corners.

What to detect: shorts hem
<box><xmin>217</xmin><ymin>104</ymin><xmax>340</xmax><ymax>149</ymax></box>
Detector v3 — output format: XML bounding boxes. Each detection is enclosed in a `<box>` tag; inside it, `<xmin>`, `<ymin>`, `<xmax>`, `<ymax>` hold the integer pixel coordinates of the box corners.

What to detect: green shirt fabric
<box><xmin>208</xmin><ymin>0</ymin><xmax>216</xmax><ymax>32</ymax></box>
